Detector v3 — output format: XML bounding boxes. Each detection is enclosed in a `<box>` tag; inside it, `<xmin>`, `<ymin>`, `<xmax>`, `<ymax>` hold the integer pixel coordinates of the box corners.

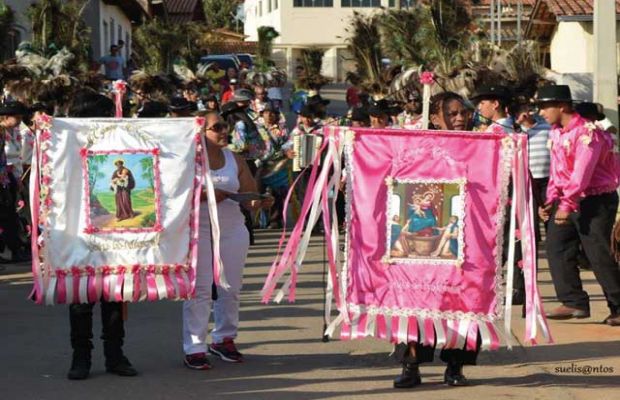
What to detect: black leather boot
<box><xmin>101</xmin><ymin>301</ymin><xmax>138</xmax><ymax>377</ymax></box>
<box><xmin>444</xmin><ymin>361</ymin><xmax>469</xmax><ymax>386</ymax></box>
<box><xmin>68</xmin><ymin>304</ymin><xmax>94</xmax><ymax>380</ymax></box>
<box><xmin>67</xmin><ymin>347</ymin><xmax>92</xmax><ymax>380</ymax></box>
<box><xmin>393</xmin><ymin>362</ymin><xmax>422</xmax><ymax>388</ymax></box>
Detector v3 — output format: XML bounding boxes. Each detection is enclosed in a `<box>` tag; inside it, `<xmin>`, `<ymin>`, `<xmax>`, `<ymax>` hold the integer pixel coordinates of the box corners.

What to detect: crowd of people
<box><xmin>1</xmin><ymin>49</ymin><xmax>620</xmax><ymax>387</ymax></box>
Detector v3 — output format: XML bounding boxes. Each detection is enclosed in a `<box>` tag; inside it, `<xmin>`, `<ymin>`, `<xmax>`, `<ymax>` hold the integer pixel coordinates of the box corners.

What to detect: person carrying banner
<box><xmin>182</xmin><ymin>112</ymin><xmax>274</xmax><ymax>370</ymax></box>
<box><xmin>393</xmin><ymin>92</ymin><xmax>476</xmax><ymax>389</ymax></box>
<box><xmin>65</xmin><ymin>90</ymin><xmax>138</xmax><ymax>380</ymax></box>
<box><xmin>536</xmin><ymin>85</ymin><xmax>620</xmax><ymax>326</ymax></box>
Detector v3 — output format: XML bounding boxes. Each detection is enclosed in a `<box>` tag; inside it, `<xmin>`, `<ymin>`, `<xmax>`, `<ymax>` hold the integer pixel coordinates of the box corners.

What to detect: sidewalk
<box><xmin>0</xmin><ymin>230</ymin><xmax>618</xmax><ymax>399</ymax></box>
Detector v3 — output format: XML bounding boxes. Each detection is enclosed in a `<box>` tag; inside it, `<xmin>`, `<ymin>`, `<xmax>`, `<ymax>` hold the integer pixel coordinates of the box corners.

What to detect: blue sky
<box><xmin>90</xmin><ymin>153</ymin><xmax>153</xmax><ymax>192</ymax></box>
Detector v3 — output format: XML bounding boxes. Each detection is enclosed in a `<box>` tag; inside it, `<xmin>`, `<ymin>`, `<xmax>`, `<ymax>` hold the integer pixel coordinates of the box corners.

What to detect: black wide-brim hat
<box><xmin>575</xmin><ymin>101</ymin><xmax>606</xmax><ymax>121</ymax></box>
<box><xmin>534</xmin><ymin>85</ymin><xmax>573</xmax><ymax>104</ymax></box>
<box><xmin>168</xmin><ymin>96</ymin><xmax>192</xmax><ymax>112</ymax></box>
<box><xmin>368</xmin><ymin>98</ymin><xmax>400</xmax><ymax>117</ymax></box>
<box><xmin>306</xmin><ymin>94</ymin><xmax>330</xmax><ymax>106</ymax></box>
<box><xmin>471</xmin><ymin>85</ymin><xmax>511</xmax><ymax>102</ymax></box>
<box><xmin>350</xmin><ymin>106</ymin><xmax>369</xmax><ymax>122</ymax></box>
<box><xmin>0</xmin><ymin>101</ymin><xmax>29</xmax><ymax>116</ymax></box>
<box><xmin>220</xmin><ymin>101</ymin><xmax>245</xmax><ymax>117</ymax></box>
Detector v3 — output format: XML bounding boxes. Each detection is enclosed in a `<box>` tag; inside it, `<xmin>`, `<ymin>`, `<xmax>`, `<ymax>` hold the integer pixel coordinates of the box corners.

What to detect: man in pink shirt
<box><xmin>537</xmin><ymin>85</ymin><xmax>620</xmax><ymax>326</ymax></box>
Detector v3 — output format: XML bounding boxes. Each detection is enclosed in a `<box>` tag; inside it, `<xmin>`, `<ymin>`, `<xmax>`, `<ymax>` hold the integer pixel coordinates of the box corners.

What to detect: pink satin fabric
<box><xmin>347</xmin><ymin>129</ymin><xmax>507</xmax><ymax>322</ymax></box>
<box><xmin>546</xmin><ymin>114</ymin><xmax>620</xmax><ymax>212</ymax></box>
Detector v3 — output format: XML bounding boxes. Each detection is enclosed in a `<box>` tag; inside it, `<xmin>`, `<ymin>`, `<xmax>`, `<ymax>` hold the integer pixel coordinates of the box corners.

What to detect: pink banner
<box><xmin>340</xmin><ymin>128</ymin><xmax>550</xmax><ymax>348</ymax></box>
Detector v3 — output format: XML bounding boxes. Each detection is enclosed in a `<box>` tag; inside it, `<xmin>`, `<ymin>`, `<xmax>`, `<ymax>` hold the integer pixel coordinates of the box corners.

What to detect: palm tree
<box><xmin>0</xmin><ymin>1</ymin><xmax>15</xmax><ymax>59</ymax></box>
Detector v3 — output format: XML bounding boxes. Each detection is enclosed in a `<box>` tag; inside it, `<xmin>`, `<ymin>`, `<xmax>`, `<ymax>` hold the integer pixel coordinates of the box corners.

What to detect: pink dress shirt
<box><xmin>546</xmin><ymin>114</ymin><xmax>620</xmax><ymax>212</ymax></box>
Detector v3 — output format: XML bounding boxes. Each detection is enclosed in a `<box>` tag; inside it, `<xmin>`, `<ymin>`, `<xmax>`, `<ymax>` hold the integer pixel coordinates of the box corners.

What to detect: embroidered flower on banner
<box><xmin>584</xmin><ymin>122</ymin><xmax>597</xmax><ymax>132</ymax></box>
<box><xmin>36</xmin><ymin>114</ymin><xmax>53</xmax><ymax>130</ymax></box>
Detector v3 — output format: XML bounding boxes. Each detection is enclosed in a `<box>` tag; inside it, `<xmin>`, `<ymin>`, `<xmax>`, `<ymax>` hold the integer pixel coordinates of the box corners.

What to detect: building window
<box><xmin>388</xmin><ymin>0</ymin><xmax>415</xmax><ymax>7</ymax></box>
<box><xmin>274</xmin><ymin>0</ymin><xmax>279</xmax><ymax>10</ymax></box>
<box><xmin>259</xmin><ymin>1</ymin><xmax>262</xmax><ymax>16</ymax></box>
<box><xmin>268</xmin><ymin>0</ymin><xmax>272</xmax><ymax>13</ymax></box>
<box><xmin>342</xmin><ymin>0</ymin><xmax>380</xmax><ymax>6</ymax></box>
<box><xmin>103</xmin><ymin>21</ymin><xmax>109</xmax><ymax>52</ymax></box>
<box><xmin>125</xmin><ymin>32</ymin><xmax>130</xmax><ymax>60</ymax></box>
<box><xmin>293</xmin><ymin>0</ymin><xmax>333</xmax><ymax>6</ymax></box>
<box><xmin>110</xmin><ymin>18</ymin><xmax>115</xmax><ymax>48</ymax></box>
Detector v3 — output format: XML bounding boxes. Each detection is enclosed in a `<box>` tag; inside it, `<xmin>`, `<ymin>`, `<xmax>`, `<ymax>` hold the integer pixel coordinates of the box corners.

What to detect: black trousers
<box><xmin>546</xmin><ymin>192</ymin><xmax>620</xmax><ymax>314</ymax></box>
<box><xmin>69</xmin><ymin>301</ymin><xmax>125</xmax><ymax>365</ymax></box>
<box><xmin>0</xmin><ymin>174</ymin><xmax>21</xmax><ymax>254</ymax></box>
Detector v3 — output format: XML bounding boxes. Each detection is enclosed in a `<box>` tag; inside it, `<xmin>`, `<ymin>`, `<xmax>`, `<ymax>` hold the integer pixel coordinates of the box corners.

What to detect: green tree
<box><xmin>139</xmin><ymin>157</ymin><xmax>154</xmax><ymax>190</ymax></box>
<box><xmin>0</xmin><ymin>1</ymin><xmax>15</xmax><ymax>58</ymax></box>
<box><xmin>87</xmin><ymin>155</ymin><xmax>107</xmax><ymax>197</ymax></box>
<box><xmin>26</xmin><ymin>0</ymin><xmax>90</xmax><ymax>70</ymax></box>
<box><xmin>203</xmin><ymin>0</ymin><xmax>239</xmax><ymax>31</ymax></box>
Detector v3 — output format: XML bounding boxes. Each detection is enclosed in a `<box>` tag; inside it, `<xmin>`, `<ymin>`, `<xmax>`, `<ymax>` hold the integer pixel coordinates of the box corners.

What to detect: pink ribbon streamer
<box><xmin>132</xmin><ymin>265</ymin><xmax>142</xmax><ymax>303</ymax></box>
<box><xmin>86</xmin><ymin>267</ymin><xmax>97</xmax><ymax>302</ymax></box>
<box><xmin>114</xmin><ymin>267</ymin><xmax>125</xmax><ymax>302</ymax></box>
<box><xmin>146</xmin><ymin>266</ymin><xmax>158</xmax><ymax>301</ymax></box>
<box><xmin>56</xmin><ymin>270</ymin><xmax>67</xmax><ymax>304</ymax></box>
<box><xmin>71</xmin><ymin>267</ymin><xmax>81</xmax><ymax>304</ymax></box>
<box><xmin>113</xmin><ymin>80</ymin><xmax>127</xmax><ymax>118</ymax></box>
<box><xmin>175</xmin><ymin>266</ymin><xmax>188</xmax><ymax>299</ymax></box>
<box><xmin>29</xmin><ymin>120</ymin><xmax>46</xmax><ymax>304</ymax></box>
<box><xmin>261</xmin><ymin>135</ymin><xmax>330</xmax><ymax>302</ymax></box>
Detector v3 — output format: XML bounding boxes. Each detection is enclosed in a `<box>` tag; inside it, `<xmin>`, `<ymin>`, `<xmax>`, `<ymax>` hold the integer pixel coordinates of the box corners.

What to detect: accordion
<box><xmin>292</xmin><ymin>133</ymin><xmax>323</xmax><ymax>172</ymax></box>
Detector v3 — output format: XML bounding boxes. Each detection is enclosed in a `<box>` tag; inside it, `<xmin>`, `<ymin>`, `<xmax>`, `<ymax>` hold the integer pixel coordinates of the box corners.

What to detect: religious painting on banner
<box><xmin>336</xmin><ymin>128</ymin><xmax>551</xmax><ymax>350</ymax></box>
<box><xmin>29</xmin><ymin>116</ymin><xmax>220</xmax><ymax>305</ymax></box>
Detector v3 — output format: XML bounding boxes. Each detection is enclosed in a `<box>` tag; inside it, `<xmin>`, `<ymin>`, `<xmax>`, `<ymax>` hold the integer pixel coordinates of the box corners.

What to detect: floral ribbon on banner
<box><xmin>113</xmin><ymin>80</ymin><xmax>127</xmax><ymax>119</ymax></box>
<box><xmin>419</xmin><ymin>71</ymin><xmax>434</xmax><ymax>130</ymax></box>
<box><xmin>197</xmin><ymin>119</ymin><xmax>228</xmax><ymax>289</ymax></box>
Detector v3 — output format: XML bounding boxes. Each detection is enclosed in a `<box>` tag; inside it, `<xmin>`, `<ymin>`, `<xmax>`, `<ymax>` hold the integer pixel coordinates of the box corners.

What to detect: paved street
<box><xmin>0</xmin><ymin>229</ymin><xmax>618</xmax><ymax>400</ymax></box>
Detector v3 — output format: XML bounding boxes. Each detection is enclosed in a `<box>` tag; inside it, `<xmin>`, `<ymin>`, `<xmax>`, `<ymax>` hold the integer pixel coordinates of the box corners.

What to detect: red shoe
<box><xmin>184</xmin><ymin>352</ymin><xmax>212</xmax><ymax>370</ymax></box>
<box><xmin>209</xmin><ymin>338</ymin><xmax>244</xmax><ymax>363</ymax></box>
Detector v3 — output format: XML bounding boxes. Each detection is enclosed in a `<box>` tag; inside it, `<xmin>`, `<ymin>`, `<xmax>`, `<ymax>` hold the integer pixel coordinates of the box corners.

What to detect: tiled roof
<box><xmin>534</xmin><ymin>0</ymin><xmax>620</xmax><ymax>16</ymax></box>
<box><xmin>165</xmin><ymin>0</ymin><xmax>206</xmax><ymax>23</ymax></box>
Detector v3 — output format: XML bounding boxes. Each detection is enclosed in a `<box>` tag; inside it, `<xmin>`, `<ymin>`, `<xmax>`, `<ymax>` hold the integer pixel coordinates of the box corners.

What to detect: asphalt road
<box><xmin>0</xmin><ymin>229</ymin><xmax>619</xmax><ymax>400</ymax></box>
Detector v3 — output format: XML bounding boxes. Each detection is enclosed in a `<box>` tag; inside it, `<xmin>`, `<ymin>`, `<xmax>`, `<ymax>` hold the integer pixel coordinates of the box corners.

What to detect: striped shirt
<box><xmin>522</xmin><ymin>120</ymin><xmax>551</xmax><ymax>179</ymax></box>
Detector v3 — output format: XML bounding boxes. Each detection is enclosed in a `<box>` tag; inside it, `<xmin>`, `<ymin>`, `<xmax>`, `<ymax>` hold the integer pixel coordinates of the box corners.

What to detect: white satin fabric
<box><xmin>45</xmin><ymin>118</ymin><xmax>197</xmax><ymax>269</ymax></box>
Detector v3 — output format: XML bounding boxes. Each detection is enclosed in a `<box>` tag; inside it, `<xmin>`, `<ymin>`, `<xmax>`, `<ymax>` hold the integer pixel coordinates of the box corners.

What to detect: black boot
<box><xmin>67</xmin><ymin>347</ymin><xmax>92</xmax><ymax>380</ymax></box>
<box><xmin>393</xmin><ymin>362</ymin><xmax>422</xmax><ymax>389</ymax></box>
<box><xmin>68</xmin><ymin>304</ymin><xmax>94</xmax><ymax>380</ymax></box>
<box><xmin>104</xmin><ymin>343</ymin><xmax>138</xmax><ymax>377</ymax></box>
<box><xmin>444</xmin><ymin>361</ymin><xmax>469</xmax><ymax>386</ymax></box>
<box><xmin>101</xmin><ymin>301</ymin><xmax>137</xmax><ymax>377</ymax></box>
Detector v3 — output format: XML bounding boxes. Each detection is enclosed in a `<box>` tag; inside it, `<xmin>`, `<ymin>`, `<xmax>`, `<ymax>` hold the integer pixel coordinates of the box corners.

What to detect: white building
<box><xmin>1</xmin><ymin>0</ymin><xmax>149</xmax><ymax>62</ymax></box>
<box><xmin>525</xmin><ymin>0</ymin><xmax>620</xmax><ymax>100</ymax></box>
<box><xmin>243</xmin><ymin>0</ymin><xmax>411</xmax><ymax>82</ymax></box>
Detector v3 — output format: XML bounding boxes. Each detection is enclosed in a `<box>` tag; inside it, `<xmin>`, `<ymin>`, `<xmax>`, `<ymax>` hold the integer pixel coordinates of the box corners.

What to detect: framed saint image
<box><xmin>385</xmin><ymin>177</ymin><xmax>466</xmax><ymax>265</ymax></box>
<box><xmin>82</xmin><ymin>149</ymin><xmax>162</xmax><ymax>233</ymax></box>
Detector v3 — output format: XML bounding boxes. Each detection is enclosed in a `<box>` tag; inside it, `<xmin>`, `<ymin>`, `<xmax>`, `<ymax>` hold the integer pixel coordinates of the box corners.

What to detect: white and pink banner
<box><xmin>263</xmin><ymin>127</ymin><xmax>552</xmax><ymax>350</ymax></box>
<box><xmin>30</xmin><ymin>116</ymin><xmax>224</xmax><ymax>305</ymax></box>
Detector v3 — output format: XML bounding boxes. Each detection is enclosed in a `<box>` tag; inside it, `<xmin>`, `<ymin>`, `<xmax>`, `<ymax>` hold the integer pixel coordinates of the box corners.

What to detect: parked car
<box><xmin>200</xmin><ymin>55</ymin><xmax>240</xmax><ymax>72</ymax></box>
<box><xmin>235</xmin><ymin>53</ymin><xmax>254</xmax><ymax>69</ymax></box>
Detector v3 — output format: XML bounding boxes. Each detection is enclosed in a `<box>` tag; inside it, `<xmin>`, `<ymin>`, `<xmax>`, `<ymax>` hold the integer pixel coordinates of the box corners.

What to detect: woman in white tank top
<box><xmin>182</xmin><ymin>113</ymin><xmax>273</xmax><ymax>369</ymax></box>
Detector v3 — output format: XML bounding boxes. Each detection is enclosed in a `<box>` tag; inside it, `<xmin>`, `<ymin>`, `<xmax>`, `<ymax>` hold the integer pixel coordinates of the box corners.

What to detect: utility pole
<box><xmin>593</xmin><ymin>0</ymin><xmax>619</xmax><ymax>127</ymax></box>
<box><xmin>490</xmin><ymin>0</ymin><xmax>495</xmax><ymax>45</ymax></box>
<box><xmin>517</xmin><ymin>0</ymin><xmax>523</xmax><ymax>44</ymax></box>
<box><xmin>497</xmin><ymin>0</ymin><xmax>502</xmax><ymax>47</ymax></box>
